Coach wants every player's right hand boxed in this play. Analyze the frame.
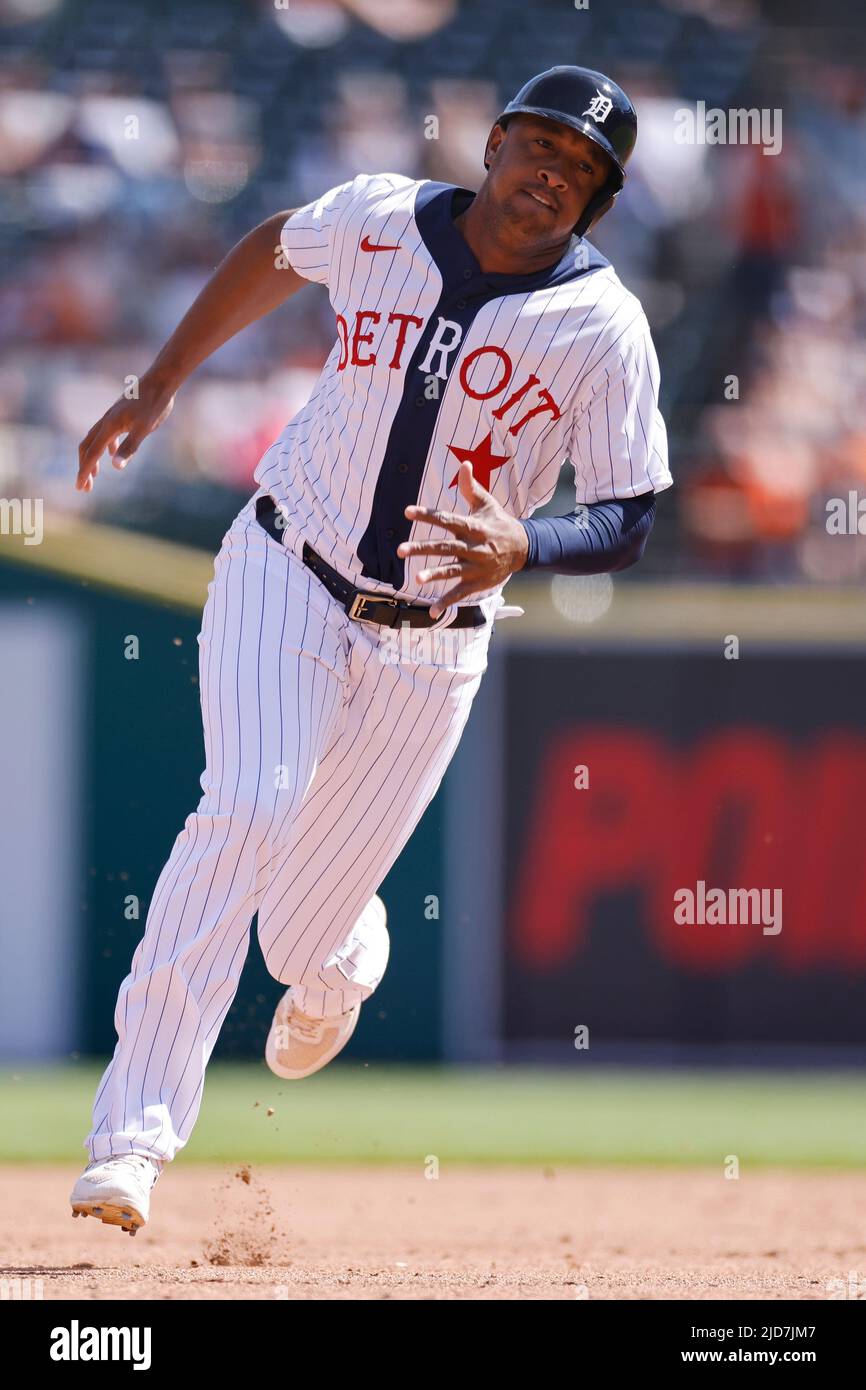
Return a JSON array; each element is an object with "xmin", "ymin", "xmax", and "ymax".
[{"xmin": 76, "ymin": 378, "xmax": 176, "ymax": 492}]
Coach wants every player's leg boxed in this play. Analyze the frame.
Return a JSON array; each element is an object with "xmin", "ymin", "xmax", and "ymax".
[
  {"xmin": 258, "ymin": 618, "xmax": 492, "ymax": 1071},
  {"xmin": 81, "ymin": 513, "xmax": 348, "ymax": 1173}
]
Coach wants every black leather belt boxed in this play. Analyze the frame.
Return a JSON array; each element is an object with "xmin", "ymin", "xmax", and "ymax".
[{"xmin": 254, "ymin": 495, "xmax": 486, "ymax": 630}]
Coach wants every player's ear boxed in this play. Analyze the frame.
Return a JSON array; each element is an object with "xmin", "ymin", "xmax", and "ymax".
[{"xmin": 483, "ymin": 122, "xmax": 506, "ymax": 172}]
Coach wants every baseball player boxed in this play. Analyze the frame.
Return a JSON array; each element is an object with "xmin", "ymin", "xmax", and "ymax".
[{"xmin": 70, "ymin": 66, "xmax": 671, "ymax": 1233}]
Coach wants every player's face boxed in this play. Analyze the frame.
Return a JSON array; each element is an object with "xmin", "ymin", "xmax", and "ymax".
[{"xmin": 487, "ymin": 114, "xmax": 612, "ymax": 241}]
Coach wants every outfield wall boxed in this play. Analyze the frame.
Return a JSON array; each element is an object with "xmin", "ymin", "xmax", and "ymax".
[
  {"xmin": 444, "ymin": 601, "xmax": 866, "ymax": 1064},
  {"xmin": 0, "ymin": 554, "xmax": 444, "ymax": 1063},
  {"xmin": 3, "ymin": 530, "xmax": 864, "ymax": 1066}
]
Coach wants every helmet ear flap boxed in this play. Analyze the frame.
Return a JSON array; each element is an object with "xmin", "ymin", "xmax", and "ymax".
[
  {"xmin": 576, "ymin": 192, "xmax": 615, "ymax": 237},
  {"xmin": 573, "ymin": 159, "xmax": 624, "ymax": 236}
]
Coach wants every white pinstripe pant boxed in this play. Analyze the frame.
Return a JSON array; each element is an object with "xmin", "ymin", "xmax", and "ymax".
[{"xmin": 86, "ymin": 500, "xmax": 493, "ymax": 1163}]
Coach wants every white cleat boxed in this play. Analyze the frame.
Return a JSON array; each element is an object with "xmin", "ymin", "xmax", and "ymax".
[
  {"xmin": 265, "ymin": 894, "xmax": 389, "ymax": 1081},
  {"xmin": 69, "ymin": 1155, "xmax": 162, "ymax": 1235},
  {"xmin": 265, "ymin": 990, "xmax": 361, "ymax": 1080}
]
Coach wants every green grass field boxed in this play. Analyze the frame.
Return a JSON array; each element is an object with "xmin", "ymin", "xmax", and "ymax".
[{"xmin": 2, "ymin": 1064, "xmax": 864, "ymax": 1167}]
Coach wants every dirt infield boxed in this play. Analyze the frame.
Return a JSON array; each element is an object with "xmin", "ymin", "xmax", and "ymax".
[{"xmin": 2, "ymin": 1165, "xmax": 864, "ymax": 1300}]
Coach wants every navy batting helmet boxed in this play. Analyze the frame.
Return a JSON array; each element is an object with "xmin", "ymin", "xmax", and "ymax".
[{"xmin": 484, "ymin": 65, "xmax": 638, "ymax": 237}]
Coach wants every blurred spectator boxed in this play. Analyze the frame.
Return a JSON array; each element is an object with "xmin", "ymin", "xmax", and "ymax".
[{"xmin": 0, "ymin": 0, "xmax": 863, "ymax": 580}]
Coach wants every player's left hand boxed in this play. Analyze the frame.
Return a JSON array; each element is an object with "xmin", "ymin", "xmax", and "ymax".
[{"xmin": 399, "ymin": 459, "xmax": 529, "ymax": 619}]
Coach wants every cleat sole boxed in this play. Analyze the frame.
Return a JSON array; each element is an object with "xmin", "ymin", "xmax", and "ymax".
[{"xmin": 71, "ymin": 1199, "xmax": 145, "ymax": 1233}]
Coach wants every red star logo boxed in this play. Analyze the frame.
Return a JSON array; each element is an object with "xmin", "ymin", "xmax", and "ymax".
[{"xmin": 447, "ymin": 431, "xmax": 510, "ymax": 489}]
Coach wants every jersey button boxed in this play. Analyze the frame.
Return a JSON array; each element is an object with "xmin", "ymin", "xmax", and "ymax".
[
  {"xmin": 385, "ymin": 528, "xmax": 395, "ymax": 539},
  {"xmin": 463, "ymin": 268, "xmax": 472, "ymax": 279},
  {"xmin": 415, "ymin": 396, "xmax": 424, "ymax": 406},
  {"xmin": 456, "ymin": 299, "xmax": 466, "ymax": 310},
  {"xmin": 397, "ymin": 463, "xmax": 408, "ymax": 474}
]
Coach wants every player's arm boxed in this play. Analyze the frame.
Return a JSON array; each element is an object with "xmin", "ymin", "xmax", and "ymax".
[
  {"xmin": 518, "ymin": 492, "xmax": 656, "ymax": 574},
  {"xmin": 400, "ymin": 465, "xmax": 655, "ymax": 618},
  {"xmin": 76, "ymin": 210, "xmax": 305, "ymax": 492}
]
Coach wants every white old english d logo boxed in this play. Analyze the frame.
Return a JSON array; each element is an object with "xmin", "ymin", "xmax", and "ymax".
[{"xmin": 583, "ymin": 91, "xmax": 613, "ymax": 124}]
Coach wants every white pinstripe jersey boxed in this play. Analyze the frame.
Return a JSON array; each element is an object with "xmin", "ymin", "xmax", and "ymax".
[{"xmin": 255, "ymin": 171, "xmax": 672, "ymax": 605}]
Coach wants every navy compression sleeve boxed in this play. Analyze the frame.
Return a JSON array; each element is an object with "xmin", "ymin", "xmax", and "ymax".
[{"xmin": 519, "ymin": 491, "xmax": 656, "ymax": 575}]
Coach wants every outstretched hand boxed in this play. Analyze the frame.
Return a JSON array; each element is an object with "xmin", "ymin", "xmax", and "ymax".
[
  {"xmin": 76, "ymin": 375, "xmax": 176, "ymax": 492},
  {"xmin": 398, "ymin": 460, "xmax": 528, "ymax": 619}
]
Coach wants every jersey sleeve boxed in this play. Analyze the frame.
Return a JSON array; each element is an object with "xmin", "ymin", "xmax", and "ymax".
[
  {"xmin": 279, "ymin": 172, "xmax": 406, "ymax": 289},
  {"xmin": 569, "ymin": 313, "xmax": 672, "ymax": 504}
]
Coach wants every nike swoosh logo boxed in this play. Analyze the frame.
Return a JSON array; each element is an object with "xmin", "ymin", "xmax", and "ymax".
[{"xmin": 360, "ymin": 235, "xmax": 401, "ymax": 253}]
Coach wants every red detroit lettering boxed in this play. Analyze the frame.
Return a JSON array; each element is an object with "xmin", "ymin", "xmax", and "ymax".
[
  {"xmin": 336, "ymin": 310, "xmax": 423, "ymax": 373},
  {"xmin": 458, "ymin": 346, "xmax": 561, "ymax": 435},
  {"xmin": 334, "ymin": 309, "xmax": 562, "ymax": 450}
]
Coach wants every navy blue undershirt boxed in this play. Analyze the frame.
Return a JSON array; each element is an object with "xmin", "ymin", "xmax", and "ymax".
[{"xmin": 520, "ymin": 491, "xmax": 656, "ymax": 574}]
